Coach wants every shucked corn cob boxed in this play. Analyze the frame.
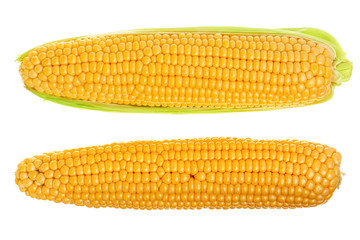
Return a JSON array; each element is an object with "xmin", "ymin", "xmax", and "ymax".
[
  {"xmin": 17, "ymin": 27, "xmax": 352, "ymax": 113},
  {"xmin": 15, "ymin": 138, "xmax": 342, "ymax": 209}
]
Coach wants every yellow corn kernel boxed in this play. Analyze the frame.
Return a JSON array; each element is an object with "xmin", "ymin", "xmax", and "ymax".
[{"xmin": 15, "ymin": 137, "xmax": 342, "ymax": 209}]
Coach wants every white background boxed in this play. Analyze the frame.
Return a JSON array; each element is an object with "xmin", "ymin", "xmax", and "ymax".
[{"xmin": 0, "ymin": 0, "xmax": 359, "ymax": 239}]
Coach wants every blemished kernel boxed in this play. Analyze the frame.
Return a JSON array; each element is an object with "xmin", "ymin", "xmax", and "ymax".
[
  {"xmin": 20, "ymin": 32, "xmax": 335, "ymax": 109},
  {"xmin": 15, "ymin": 138, "xmax": 341, "ymax": 210}
]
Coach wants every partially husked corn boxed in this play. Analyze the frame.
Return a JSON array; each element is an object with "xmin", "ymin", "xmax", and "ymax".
[
  {"xmin": 15, "ymin": 138, "xmax": 342, "ymax": 209},
  {"xmin": 18, "ymin": 27, "xmax": 352, "ymax": 112}
]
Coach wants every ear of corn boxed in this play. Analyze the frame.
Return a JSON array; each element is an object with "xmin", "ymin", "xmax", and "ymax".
[
  {"xmin": 15, "ymin": 137, "xmax": 342, "ymax": 209},
  {"xmin": 18, "ymin": 27, "xmax": 352, "ymax": 114}
]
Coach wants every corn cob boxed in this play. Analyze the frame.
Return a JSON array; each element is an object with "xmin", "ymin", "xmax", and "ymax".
[
  {"xmin": 15, "ymin": 137, "xmax": 342, "ymax": 209},
  {"xmin": 17, "ymin": 27, "xmax": 352, "ymax": 113}
]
